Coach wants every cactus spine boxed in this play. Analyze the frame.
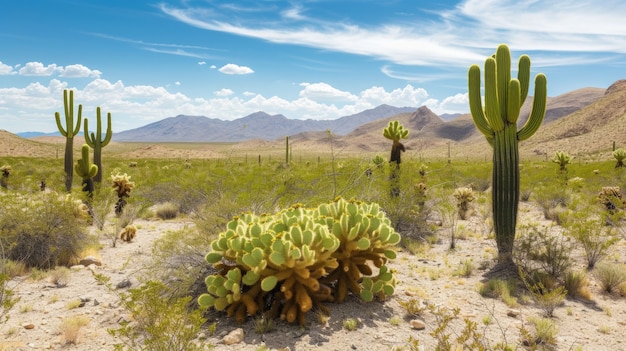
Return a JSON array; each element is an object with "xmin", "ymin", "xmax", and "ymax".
[
  {"xmin": 55, "ymin": 89, "xmax": 83, "ymax": 192},
  {"xmin": 74, "ymin": 144, "xmax": 98, "ymax": 197},
  {"xmin": 468, "ymin": 44, "xmax": 547, "ymax": 263},
  {"xmin": 84, "ymin": 107, "xmax": 112, "ymax": 183}
]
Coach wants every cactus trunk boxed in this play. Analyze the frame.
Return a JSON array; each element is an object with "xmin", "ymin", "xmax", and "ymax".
[
  {"xmin": 492, "ymin": 126, "xmax": 519, "ymax": 261},
  {"xmin": 55, "ymin": 90, "xmax": 82, "ymax": 192}
]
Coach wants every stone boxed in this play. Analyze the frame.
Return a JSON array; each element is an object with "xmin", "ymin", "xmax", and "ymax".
[
  {"xmin": 80, "ymin": 255, "xmax": 102, "ymax": 266},
  {"xmin": 507, "ymin": 309, "xmax": 520, "ymax": 318},
  {"xmin": 23, "ymin": 323, "xmax": 35, "ymax": 329},
  {"xmin": 223, "ymin": 328, "xmax": 245, "ymax": 345},
  {"xmin": 410, "ymin": 319, "xmax": 426, "ymax": 330}
]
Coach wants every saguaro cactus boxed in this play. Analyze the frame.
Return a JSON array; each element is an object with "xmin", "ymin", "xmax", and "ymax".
[
  {"xmin": 55, "ymin": 89, "xmax": 82, "ymax": 192},
  {"xmin": 84, "ymin": 107, "xmax": 112, "ymax": 182},
  {"xmin": 74, "ymin": 144, "xmax": 98, "ymax": 198},
  {"xmin": 383, "ymin": 121, "xmax": 409, "ymax": 197},
  {"xmin": 468, "ymin": 44, "xmax": 547, "ymax": 263}
]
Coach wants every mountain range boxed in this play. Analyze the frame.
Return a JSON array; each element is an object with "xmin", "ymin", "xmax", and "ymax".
[{"xmin": 110, "ymin": 105, "xmax": 417, "ymax": 142}]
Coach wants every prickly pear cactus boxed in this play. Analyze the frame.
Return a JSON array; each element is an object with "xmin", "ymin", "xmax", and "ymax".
[{"xmin": 199, "ymin": 198, "xmax": 401, "ymax": 325}]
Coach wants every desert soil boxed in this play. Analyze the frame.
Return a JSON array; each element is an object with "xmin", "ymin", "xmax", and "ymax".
[{"xmin": 2, "ymin": 203, "xmax": 626, "ymax": 351}]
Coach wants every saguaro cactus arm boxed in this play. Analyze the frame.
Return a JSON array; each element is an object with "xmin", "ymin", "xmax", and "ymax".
[{"xmin": 84, "ymin": 107, "xmax": 113, "ymax": 182}]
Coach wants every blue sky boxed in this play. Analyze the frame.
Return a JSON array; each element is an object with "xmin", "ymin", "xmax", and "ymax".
[{"xmin": 1, "ymin": 0, "xmax": 625, "ymax": 133}]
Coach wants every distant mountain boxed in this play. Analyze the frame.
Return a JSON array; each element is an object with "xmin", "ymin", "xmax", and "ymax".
[
  {"xmin": 112, "ymin": 105, "xmax": 416, "ymax": 142},
  {"xmin": 17, "ymin": 131, "xmax": 83, "ymax": 138}
]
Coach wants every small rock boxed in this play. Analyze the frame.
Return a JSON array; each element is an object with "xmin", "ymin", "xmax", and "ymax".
[
  {"xmin": 410, "ymin": 319, "xmax": 426, "ymax": 330},
  {"xmin": 23, "ymin": 323, "xmax": 35, "ymax": 330},
  {"xmin": 507, "ymin": 309, "xmax": 520, "ymax": 318},
  {"xmin": 116, "ymin": 279, "xmax": 132, "ymax": 289},
  {"xmin": 80, "ymin": 255, "xmax": 102, "ymax": 266},
  {"xmin": 94, "ymin": 299, "xmax": 100, "ymax": 306},
  {"xmin": 70, "ymin": 264, "xmax": 86, "ymax": 270},
  {"xmin": 222, "ymin": 328, "xmax": 245, "ymax": 345}
]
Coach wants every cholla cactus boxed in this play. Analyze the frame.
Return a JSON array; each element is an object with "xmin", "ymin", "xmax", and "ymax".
[
  {"xmin": 453, "ymin": 186, "xmax": 475, "ymax": 220},
  {"xmin": 415, "ymin": 182, "xmax": 427, "ymax": 206},
  {"xmin": 111, "ymin": 173, "xmax": 135, "ymax": 215},
  {"xmin": 613, "ymin": 148, "xmax": 626, "ymax": 168},
  {"xmin": 199, "ymin": 197, "xmax": 401, "ymax": 325},
  {"xmin": 74, "ymin": 144, "xmax": 98, "ymax": 197},
  {"xmin": 418, "ymin": 163, "xmax": 428, "ymax": 177},
  {"xmin": 383, "ymin": 121, "xmax": 409, "ymax": 197},
  {"xmin": 598, "ymin": 186, "xmax": 626, "ymax": 212},
  {"xmin": 0, "ymin": 164, "xmax": 11, "ymax": 189},
  {"xmin": 372, "ymin": 154, "xmax": 385, "ymax": 168},
  {"xmin": 552, "ymin": 151, "xmax": 571, "ymax": 171}
]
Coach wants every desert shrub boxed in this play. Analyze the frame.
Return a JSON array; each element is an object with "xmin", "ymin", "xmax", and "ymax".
[
  {"xmin": 519, "ymin": 268, "xmax": 566, "ymax": 318},
  {"xmin": 563, "ymin": 270, "xmax": 591, "ymax": 300},
  {"xmin": 598, "ymin": 186, "xmax": 626, "ymax": 213},
  {"xmin": 478, "ymin": 278, "xmax": 519, "ymax": 307},
  {"xmin": 0, "ymin": 192, "xmax": 95, "ymax": 269},
  {"xmin": 594, "ymin": 262, "xmax": 626, "ymax": 293},
  {"xmin": 514, "ymin": 224, "xmax": 573, "ymax": 280},
  {"xmin": 533, "ymin": 186, "xmax": 570, "ymax": 223},
  {"xmin": 136, "ymin": 181, "xmax": 206, "ymax": 215},
  {"xmin": 154, "ymin": 202, "xmax": 179, "ymax": 220},
  {"xmin": 59, "ymin": 315, "xmax": 90, "ymax": 344},
  {"xmin": 109, "ymin": 280, "xmax": 207, "ymax": 351},
  {"xmin": 1, "ymin": 250, "xmax": 20, "ymax": 324},
  {"xmin": 520, "ymin": 316, "xmax": 558, "ymax": 349},
  {"xmin": 563, "ymin": 211, "xmax": 620, "ymax": 269}
]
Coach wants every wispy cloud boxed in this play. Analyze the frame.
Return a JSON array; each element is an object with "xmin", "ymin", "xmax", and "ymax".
[{"xmin": 159, "ymin": 1, "xmax": 626, "ymax": 68}]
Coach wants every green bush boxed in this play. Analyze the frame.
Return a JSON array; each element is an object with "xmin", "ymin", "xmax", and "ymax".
[
  {"xmin": 154, "ymin": 202, "xmax": 179, "ymax": 220},
  {"xmin": 514, "ymin": 224, "xmax": 573, "ymax": 280},
  {"xmin": 0, "ymin": 192, "xmax": 95, "ymax": 269},
  {"xmin": 563, "ymin": 211, "xmax": 620, "ymax": 269}
]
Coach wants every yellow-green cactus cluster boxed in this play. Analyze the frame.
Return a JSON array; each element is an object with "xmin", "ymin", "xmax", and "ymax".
[
  {"xmin": 613, "ymin": 148, "xmax": 626, "ymax": 168},
  {"xmin": 199, "ymin": 197, "xmax": 401, "ymax": 325},
  {"xmin": 453, "ymin": 186, "xmax": 475, "ymax": 220}
]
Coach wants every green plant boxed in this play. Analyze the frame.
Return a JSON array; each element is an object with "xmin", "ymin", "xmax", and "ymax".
[
  {"xmin": 453, "ymin": 186, "xmax": 475, "ymax": 220},
  {"xmin": 594, "ymin": 262, "xmax": 626, "ymax": 293},
  {"xmin": 112, "ymin": 173, "xmax": 135, "ymax": 216},
  {"xmin": 372, "ymin": 154, "xmax": 385, "ymax": 168},
  {"xmin": 108, "ymin": 280, "xmax": 206, "ymax": 351},
  {"xmin": 522, "ymin": 316, "xmax": 558, "ymax": 348},
  {"xmin": 552, "ymin": 151, "xmax": 571, "ymax": 171},
  {"xmin": 84, "ymin": 106, "xmax": 112, "ymax": 183},
  {"xmin": 199, "ymin": 198, "xmax": 401, "ymax": 325},
  {"xmin": 468, "ymin": 44, "xmax": 547, "ymax": 263},
  {"xmin": 0, "ymin": 164, "xmax": 11, "ymax": 189},
  {"xmin": 0, "ymin": 192, "xmax": 94, "ymax": 269},
  {"xmin": 398, "ymin": 298, "xmax": 426, "ymax": 317},
  {"xmin": 74, "ymin": 144, "xmax": 98, "ymax": 198},
  {"xmin": 342, "ymin": 317, "xmax": 358, "ymax": 331},
  {"xmin": 520, "ymin": 268, "xmax": 566, "ymax": 318},
  {"xmin": 383, "ymin": 120, "xmax": 409, "ymax": 197},
  {"xmin": 55, "ymin": 89, "xmax": 83, "ymax": 192},
  {"xmin": 1, "ymin": 266, "xmax": 19, "ymax": 323},
  {"xmin": 613, "ymin": 148, "xmax": 626, "ymax": 168},
  {"xmin": 514, "ymin": 224, "xmax": 573, "ymax": 280},
  {"xmin": 564, "ymin": 212, "xmax": 620, "ymax": 269}
]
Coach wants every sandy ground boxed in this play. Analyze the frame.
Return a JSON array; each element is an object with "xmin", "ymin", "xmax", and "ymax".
[{"xmin": 2, "ymin": 203, "xmax": 626, "ymax": 351}]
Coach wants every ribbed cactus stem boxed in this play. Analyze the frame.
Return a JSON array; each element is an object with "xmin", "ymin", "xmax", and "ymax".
[
  {"xmin": 468, "ymin": 44, "xmax": 547, "ymax": 263},
  {"xmin": 74, "ymin": 144, "xmax": 98, "ymax": 197},
  {"xmin": 84, "ymin": 107, "xmax": 112, "ymax": 182},
  {"xmin": 55, "ymin": 89, "xmax": 83, "ymax": 192}
]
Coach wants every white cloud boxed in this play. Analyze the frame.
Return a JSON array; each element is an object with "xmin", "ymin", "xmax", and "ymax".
[
  {"xmin": 0, "ymin": 61, "xmax": 15, "ymax": 75},
  {"xmin": 175, "ymin": 81, "xmax": 181, "ymax": 86},
  {"xmin": 0, "ymin": 77, "xmax": 468, "ymax": 132},
  {"xmin": 61, "ymin": 64, "xmax": 102, "ymax": 78},
  {"xmin": 198, "ymin": 61, "xmax": 206, "ymax": 65},
  {"xmin": 210, "ymin": 65, "xmax": 217, "ymax": 69},
  {"xmin": 218, "ymin": 63, "xmax": 254, "ymax": 75},
  {"xmin": 214, "ymin": 88, "xmax": 234, "ymax": 97},
  {"xmin": 19, "ymin": 62, "xmax": 61, "ymax": 76},
  {"xmin": 299, "ymin": 82, "xmax": 358, "ymax": 102}
]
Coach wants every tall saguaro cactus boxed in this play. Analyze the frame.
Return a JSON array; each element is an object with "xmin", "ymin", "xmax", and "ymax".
[
  {"xmin": 468, "ymin": 44, "xmax": 547, "ymax": 263},
  {"xmin": 84, "ymin": 107, "xmax": 112, "ymax": 182},
  {"xmin": 55, "ymin": 89, "xmax": 82, "ymax": 192}
]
